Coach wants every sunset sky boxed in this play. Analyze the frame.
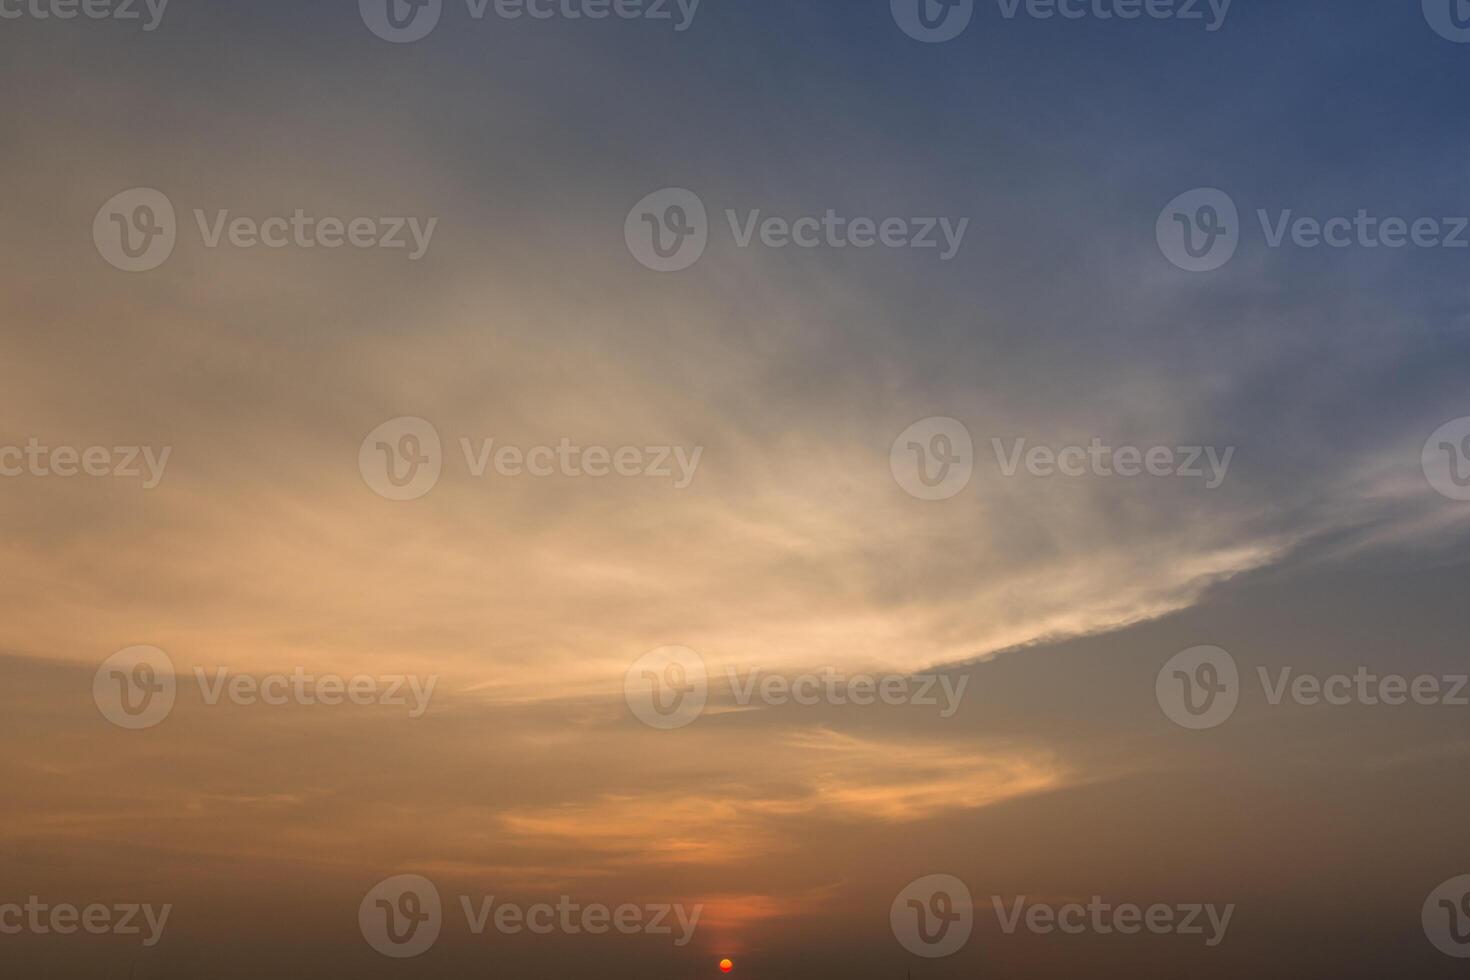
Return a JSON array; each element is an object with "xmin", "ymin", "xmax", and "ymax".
[{"xmin": 3, "ymin": 1, "xmax": 1470, "ymax": 977}]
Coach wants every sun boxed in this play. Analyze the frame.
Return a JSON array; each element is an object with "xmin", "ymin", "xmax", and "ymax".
[{"xmin": 719, "ymin": 958, "xmax": 734, "ymax": 973}]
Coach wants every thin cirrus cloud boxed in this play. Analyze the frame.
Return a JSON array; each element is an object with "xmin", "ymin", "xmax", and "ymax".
[
  {"xmin": 5, "ymin": 5, "xmax": 1470, "ymax": 976},
  {"xmin": 5, "ymin": 9, "xmax": 1467, "ymax": 700}
]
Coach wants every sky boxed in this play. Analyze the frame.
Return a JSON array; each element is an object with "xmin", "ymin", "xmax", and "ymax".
[{"xmin": 3, "ymin": 0, "xmax": 1470, "ymax": 977}]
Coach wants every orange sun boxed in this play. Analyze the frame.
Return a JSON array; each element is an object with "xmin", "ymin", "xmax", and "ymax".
[{"xmin": 719, "ymin": 958, "xmax": 734, "ymax": 973}]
